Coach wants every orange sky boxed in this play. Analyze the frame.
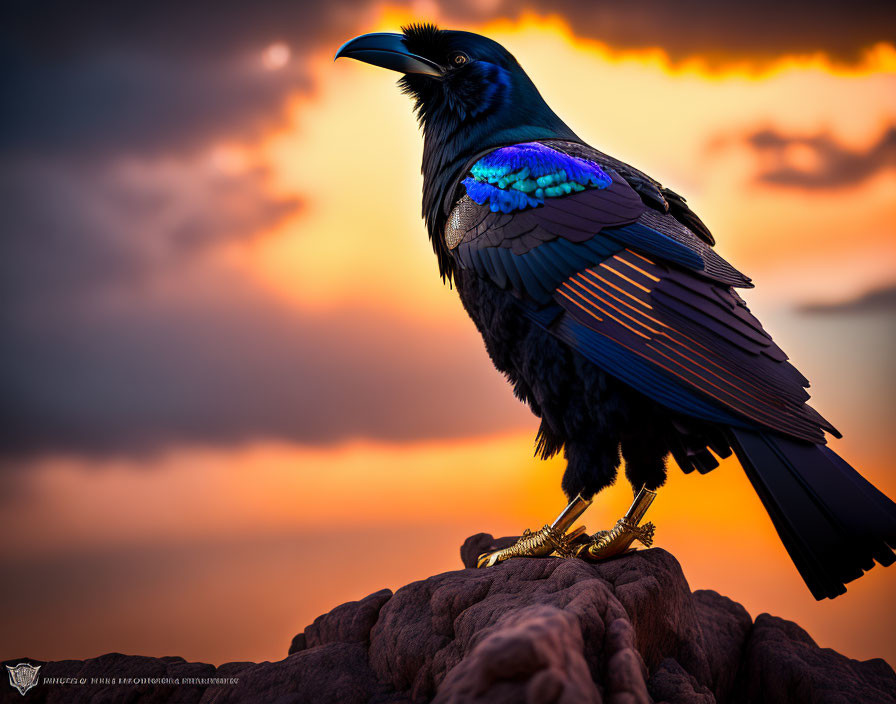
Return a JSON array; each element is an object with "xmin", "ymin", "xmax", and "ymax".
[{"xmin": 2, "ymin": 10, "xmax": 895, "ymax": 670}]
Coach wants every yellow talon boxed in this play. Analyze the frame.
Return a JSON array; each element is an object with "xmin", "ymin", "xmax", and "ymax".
[
  {"xmin": 476, "ymin": 494, "xmax": 592, "ymax": 568},
  {"xmin": 578, "ymin": 486, "xmax": 657, "ymax": 561}
]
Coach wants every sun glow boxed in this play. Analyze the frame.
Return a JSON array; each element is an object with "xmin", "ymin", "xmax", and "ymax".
[{"xmin": 262, "ymin": 42, "xmax": 291, "ymax": 71}]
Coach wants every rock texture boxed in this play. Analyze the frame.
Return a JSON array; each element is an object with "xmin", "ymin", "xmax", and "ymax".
[{"xmin": 4, "ymin": 535, "xmax": 895, "ymax": 703}]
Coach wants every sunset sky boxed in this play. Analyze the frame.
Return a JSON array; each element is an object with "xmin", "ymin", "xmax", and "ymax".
[{"xmin": 2, "ymin": 0, "xmax": 895, "ymax": 669}]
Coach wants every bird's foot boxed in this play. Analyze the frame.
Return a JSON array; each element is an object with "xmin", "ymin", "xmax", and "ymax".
[
  {"xmin": 476, "ymin": 493, "xmax": 593, "ymax": 568},
  {"xmin": 476, "ymin": 523, "xmax": 589, "ymax": 568},
  {"xmin": 577, "ymin": 486, "xmax": 657, "ymax": 561},
  {"xmin": 577, "ymin": 518, "xmax": 655, "ymax": 560}
]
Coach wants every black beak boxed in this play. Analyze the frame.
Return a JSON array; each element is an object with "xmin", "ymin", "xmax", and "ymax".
[{"xmin": 335, "ymin": 32, "xmax": 443, "ymax": 77}]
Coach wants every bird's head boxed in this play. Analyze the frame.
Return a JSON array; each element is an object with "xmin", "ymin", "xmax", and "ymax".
[
  {"xmin": 336, "ymin": 24, "xmax": 577, "ymax": 167},
  {"xmin": 336, "ymin": 24, "xmax": 579, "ymax": 279}
]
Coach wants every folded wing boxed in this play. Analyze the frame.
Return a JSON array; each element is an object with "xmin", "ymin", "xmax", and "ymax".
[{"xmin": 447, "ymin": 140, "xmax": 836, "ymax": 444}]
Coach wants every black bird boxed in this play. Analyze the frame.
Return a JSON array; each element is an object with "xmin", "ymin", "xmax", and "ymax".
[{"xmin": 335, "ymin": 25, "xmax": 896, "ymax": 599}]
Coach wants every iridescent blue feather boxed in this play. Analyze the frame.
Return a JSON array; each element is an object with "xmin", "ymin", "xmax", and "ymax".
[{"xmin": 463, "ymin": 142, "xmax": 612, "ymax": 213}]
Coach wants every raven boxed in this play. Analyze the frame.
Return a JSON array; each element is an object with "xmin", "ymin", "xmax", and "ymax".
[{"xmin": 336, "ymin": 24, "xmax": 896, "ymax": 599}]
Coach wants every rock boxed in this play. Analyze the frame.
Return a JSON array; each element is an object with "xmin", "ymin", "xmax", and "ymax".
[
  {"xmin": 3, "ymin": 537, "xmax": 894, "ymax": 704},
  {"xmin": 690, "ymin": 590, "xmax": 752, "ymax": 702},
  {"xmin": 736, "ymin": 613, "xmax": 896, "ymax": 704},
  {"xmin": 432, "ymin": 605, "xmax": 601, "ymax": 704},
  {"xmin": 289, "ymin": 588, "xmax": 393, "ymax": 655}
]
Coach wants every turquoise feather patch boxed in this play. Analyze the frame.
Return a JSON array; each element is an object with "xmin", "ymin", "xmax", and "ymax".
[{"xmin": 463, "ymin": 142, "xmax": 612, "ymax": 213}]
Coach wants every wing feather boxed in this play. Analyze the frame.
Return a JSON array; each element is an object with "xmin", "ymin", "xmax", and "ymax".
[{"xmin": 446, "ymin": 141, "xmax": 837, "ymax": 443}]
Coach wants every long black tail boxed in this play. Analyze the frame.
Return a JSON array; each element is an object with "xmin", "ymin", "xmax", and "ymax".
[{"xmin": 728, "ymin": 427, "xmax": 896, "ymax": 599}]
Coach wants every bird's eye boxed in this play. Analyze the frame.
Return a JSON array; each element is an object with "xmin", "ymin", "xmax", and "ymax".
[{"xmin": 451, "ymin": 52, "xmax": 469, "ymax": 66}]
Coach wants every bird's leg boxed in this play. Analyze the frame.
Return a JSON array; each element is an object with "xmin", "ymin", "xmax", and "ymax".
[
  {"xmin": 476, "ymin": 494, "xmax": 593, "ymax": 568},
  {"xmin": 576, "ymin": 486, "xmax": 657, "ymax": 561}
]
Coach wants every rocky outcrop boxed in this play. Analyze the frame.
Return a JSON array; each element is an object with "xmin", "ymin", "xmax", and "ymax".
[{"xmin": 4, "ymin": 535, "xmax": 894, "ymax": 703}]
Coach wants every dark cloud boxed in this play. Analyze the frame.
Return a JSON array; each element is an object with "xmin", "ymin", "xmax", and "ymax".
[
  {"xmin": 0, "ymin": 279, "xmax": 529, "ymax": 458},
  {"xmin": 0, "ymin": 1, "xmax": 341, "ymax": 157},
  {"xmin": 1, "ymin": 52, "xmax": 309, "ymax": 158},
  {"xmin": 746, "ymin": 127, "xmax": 896, "ymax": 189},
  {"xmin": 798, "ymin": 284, "xmax": 896, "ymax": 314},
  {"xmin": 0, "ymin": 157, "xmax": 300, "ymax": 317},
  {"xmin": 506, "ymin": 1, "xmax": 895, "ymax": 64}
]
